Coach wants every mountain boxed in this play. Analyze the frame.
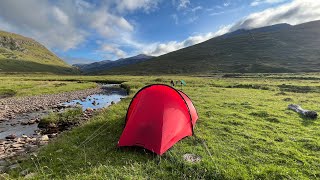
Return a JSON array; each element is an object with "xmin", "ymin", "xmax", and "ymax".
[
  {"xmin": 105, "ymin": 20, "xmax": 320, "ymax": 75},
  {"xmin": 73, "ymin": 54, "xmax": 154, "ymax": 74},
  {"xmin": 0, "ymin": 30, "xmax": 77, "ymax": 74}
]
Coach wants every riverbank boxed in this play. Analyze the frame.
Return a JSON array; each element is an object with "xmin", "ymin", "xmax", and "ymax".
[{"xmin": 0, "ymin": 86, "xmax": 104, "ymax": 121}]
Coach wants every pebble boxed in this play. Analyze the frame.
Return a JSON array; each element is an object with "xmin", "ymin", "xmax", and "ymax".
[
  {"xmin": 5, "ymin": 134, "xmax": 16, "ymax": 140},
  {"xmin": 40, "ymin": 135, "xmax": 49, "ymax": 141}
]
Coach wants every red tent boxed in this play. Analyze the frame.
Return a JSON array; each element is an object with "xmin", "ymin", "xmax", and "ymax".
[{"xmin": 118, "ymin": 84, "xmax": 198, "ymax": 155}]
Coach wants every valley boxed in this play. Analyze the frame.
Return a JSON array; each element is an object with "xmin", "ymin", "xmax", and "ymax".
[{"xmin": 0, "ymin": 74, "xmax": 319, "ymax": 179}]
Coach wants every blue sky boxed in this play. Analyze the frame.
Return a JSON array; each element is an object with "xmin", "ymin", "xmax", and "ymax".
[{"xmin": 0, "ymin": 0, "xmax": 320, "ymax": 64}]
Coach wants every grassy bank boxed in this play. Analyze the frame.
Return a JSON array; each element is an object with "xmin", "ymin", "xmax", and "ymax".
[
  {"xmin": 0, "ymin": 77, "xmax": 97, "ymax": 97},
  {"xmin": 2, "ymin": 74, "xmax": 320, "ymax": 179}
]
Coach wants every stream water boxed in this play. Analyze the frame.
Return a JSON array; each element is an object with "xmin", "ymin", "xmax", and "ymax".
[{"xmin": 0, "ymin": 84, "xmax": 127, "ymax": 139}]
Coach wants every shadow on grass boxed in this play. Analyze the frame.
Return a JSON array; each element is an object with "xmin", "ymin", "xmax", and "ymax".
[
  {"xmin": 300, "ymin": 114, "xmax": 318, "ymax": 126},
  {"xmin": 0, "ymin": 59, "xmax": 78, "ymax": 74},
  {"xmin": 11, "ymin": 105, "xmax": 160, "ymax": 178}
]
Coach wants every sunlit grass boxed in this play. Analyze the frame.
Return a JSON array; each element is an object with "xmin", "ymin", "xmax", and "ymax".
[{"xmin": 2, "ymin": 73, "xmax": 320, "ymax": 179}]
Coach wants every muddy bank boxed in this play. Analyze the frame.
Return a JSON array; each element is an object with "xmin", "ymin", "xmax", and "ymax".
[{"xmin": 0, "ymin": 85, "xmax": 104, "ymax": 121}]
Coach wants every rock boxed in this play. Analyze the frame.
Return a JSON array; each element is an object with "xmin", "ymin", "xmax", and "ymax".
[
  {"xmin": 28, "ymin": 119, "xmax": 36, "ymax": 124},
  {"xmin": 183, "ymin": 153, "xmax": 202, "ymax": 163},
  {"xmin": 0, "ymin": 140, "xmax": 6, "ymax": 145},
  {"xmin": 86, "ymin": 108, "xmax": 94, "ymax": 112},
  {"xmin": 24, "ymin": 144, "xmax": 37, "ymax": 152},
  {"xmin": 8, "ymin": 163, "xmax": 19, "ymax": 170},
  {"xmin": 21, "ymin": 134, "xmax": 28, "ymax": 138},
  {"xmin": 5, "ymin": 134, "xmax": 16, "ymax": 140},
  {"xmin": 111, "ymin": 101, "xmax": 115, "ymax": 105},
  {"xmin": 0, "ymin": 160, "xmax": 8, "ymax": 166},
  {"xmin": 48, "ymin": 134, "xmax": 57, "ymax": 138},
  {"xmin": 35, "ymin": 118, "xmax": 40, "ymax": 123},
  {"xmin": 20, "ymin": 122, "xmax": 29, "ymax": 125},
  {"xmin": 11, "ymin": 143, "xmax": 23, "ymax": 148},
  {"xmin": 40, "ymin": 135, "xmax": 49, "ymax": 141}
]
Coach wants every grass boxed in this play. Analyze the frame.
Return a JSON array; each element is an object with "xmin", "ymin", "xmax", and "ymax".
[
  {"xmin": 1, "ymin": 73, "xmax": 320, "ymax": 179},
  {"xmin": 0, "ymin": 30, "xmax": 77, "ymax": 74},
  {"xmin": 0, "ymin": 78, "xmax": 96, "ymax": 97},
  {"xmin": 38, "ymin": 107, "xmax": 83, "ymax": 128}
]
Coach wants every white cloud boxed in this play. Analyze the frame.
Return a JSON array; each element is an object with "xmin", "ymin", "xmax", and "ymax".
[
  {"xmin": 52, "ymin": 6, "xmax": 69, "ymax": 25},
  {"xmin": 232, "ymin": 0, "xmax": 320, "ymax": 31},
  {"xmin": 115, "ymin": 0, "xmax": 160, "ymax": 12},
  {"xmin": 100, "ymin": 44, "xmax": 127, "ymax": 58},
  {"xmin": 144, "ymin": 28, "xmax": 229, "ymax": 56},
  {"xmin": 251, "ymin": 0, "xmax": 287, "ymax": 7},
  {"xmin": 90, "ymin": 9, "xmax": 133, "ymax": 38},
  {"xmin": 0, "ymin": 0, "xmax": 137, "ymax": 57},
  {"xmin": 177, "ymin": 0, "xmax": 190, "ymax": 10},
  {"xmin": 144, "ymin": 0, "xmax": 320, "ymax": 56},
  {"xmin": 191, "ymin": 6, "xmax": 202, "ymax": 12},
  {"xmin": 224, "ymin": 2, "xmax": 230, "ymax": 7}
]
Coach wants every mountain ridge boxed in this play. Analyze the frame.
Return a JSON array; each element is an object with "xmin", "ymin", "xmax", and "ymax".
[
  {"xmin": 103, "ymin": 20, "xmax": 320, "ymax": 75},
  {"xmin": 73, "ymin": 54, "xmax": 154, "ymax": 74}
]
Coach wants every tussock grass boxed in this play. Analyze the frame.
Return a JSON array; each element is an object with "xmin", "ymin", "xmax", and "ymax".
[
  {"xmin": 39, "ymin": 107, "xmax": 83, "ymax": 127},
  {"xmin": 2, "ymin": 73, "xmax": 320, "ymax": 179}
]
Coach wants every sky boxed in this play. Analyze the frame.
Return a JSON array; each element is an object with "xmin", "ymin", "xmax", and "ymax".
[{"xmin": 0, "ymin": 0, "xmax": 320, "ymax": 64}]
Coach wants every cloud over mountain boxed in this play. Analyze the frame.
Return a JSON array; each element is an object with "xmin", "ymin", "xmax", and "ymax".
[{"xmin": 145, "ymin": 0, "xmax": 320, "ymax": 56}]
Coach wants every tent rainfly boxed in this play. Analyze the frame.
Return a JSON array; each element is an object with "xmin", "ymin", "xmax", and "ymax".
[{"xmin": 118, "ymin": 84, "xmax": 198, "ymax": 155}]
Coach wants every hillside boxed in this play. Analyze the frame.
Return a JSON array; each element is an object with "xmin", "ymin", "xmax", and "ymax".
[
  {"xmin": 73, "ymin": 54, "xmax": 154, "ymax": 74},
  {"xmin": 0, "ymin": 30, "xmax": 77, "ymax": 74},
  {"xmin": 105, "ymin": 20, "xmax": 320, "ymax": 75}
]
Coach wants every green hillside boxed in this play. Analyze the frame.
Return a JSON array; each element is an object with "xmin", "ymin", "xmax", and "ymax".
[
  {"xmin": 105, "ymin": 20, "xmax": 320, "ymax": 75},
  {"xmin": 0, "ymin": 30, "xmax": 77, "ymax": 74}
]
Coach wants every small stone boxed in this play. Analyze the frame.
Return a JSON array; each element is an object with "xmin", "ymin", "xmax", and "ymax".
[
  {"xmin": 40, "ymin": 135, "xmax": 49, "ymax": 141},
  {"xmin": 28, "ymin": 119, "xmax": 36, "ymax": 124},
  {"xmin": 48, "ymin": 134, "xmax": 57, "ymax": 138},
  {"xmin": 11, "ymin": 143, "xmax": 23, "ymax": 148},
  {"xmin": 86, "ymin": 108, "xmax": 93, "ymax": 112},
  {"xmin": 5, "ymin": 134, "xmax": 16, "ymax": 140},
  {"xmin": 22, "ymin": 134, "xmax": 28, "ymax": 138},
  {"xmin": 20, "ymin": 122, "xmax": 28, "ymax": 126},
  {"xmin": 0, "ymin": 140, "xmax": 6, "ymax": 145},
  {"xmin": 8, "ymin": 163, "xmax": 19, "ymax": 170},
  {"xmin": 24, "ymin": 144, "xmax": 37, "ymax": 152},
  {"xmin": 0, "ymin": 160, "xmax": 8, "ymax": 166},
  {"xmin": 183, "ymin": 153, "xmax": 202, "ymax": 163}
]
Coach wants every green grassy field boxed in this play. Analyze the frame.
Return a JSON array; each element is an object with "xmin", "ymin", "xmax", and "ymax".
[
  {"xmin": 0, "ymin": 76, "xmax": 96, "ymax": 98},
  {"xmin": 2, "ymin": 74, "xmax": 320, "ymax": 179}
]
